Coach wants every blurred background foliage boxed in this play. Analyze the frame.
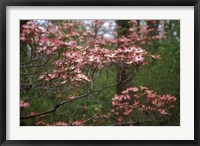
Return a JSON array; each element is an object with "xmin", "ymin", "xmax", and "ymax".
[{"xmin": 20, "ymin": 20, "xmax": 180, "ymax": 126}]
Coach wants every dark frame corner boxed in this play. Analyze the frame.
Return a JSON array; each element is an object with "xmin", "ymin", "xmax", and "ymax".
[{"xmin": 0, "ymin": 0, "xmax": 199, "ymax": 146}]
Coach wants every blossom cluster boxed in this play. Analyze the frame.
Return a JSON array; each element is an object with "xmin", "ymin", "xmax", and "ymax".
[
  {"xmin": 120, "ymin": 20, "xmax": 167, "ymax": 46},
  {"xmin": 111, "ymin": 86, "xmax": 176, "ymax": 123},
  {"xmin": 20, "ymin": 100, "xmax": 30, "ymax": 108},
  {"xmin": 36, "ymin": 120, "xmax": 84, "ymax": 126},
  {"xmin": 37, "ymin": 46, "xmax": 148, "ymax": 85},
  {"xmin": 21, "ymin": 21, "xmax": 158, "ymax": 86}
]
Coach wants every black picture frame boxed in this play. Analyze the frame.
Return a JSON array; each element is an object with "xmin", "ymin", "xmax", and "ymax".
[{"xmin": 0, "ymin": 0, "xmax": 199, "ymax": 145}]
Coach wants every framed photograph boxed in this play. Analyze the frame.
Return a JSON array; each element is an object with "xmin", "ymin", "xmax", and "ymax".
[{"xmin": 0, "ymin": 0, "xmax": 199, "ymax": 145}]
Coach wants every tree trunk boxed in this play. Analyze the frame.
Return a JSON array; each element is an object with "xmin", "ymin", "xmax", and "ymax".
[{"xmin": 116, "ymin": 20, "xmax": 133, "ymax": 94}]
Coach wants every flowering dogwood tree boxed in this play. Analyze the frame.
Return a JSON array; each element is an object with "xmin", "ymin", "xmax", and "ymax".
[{"xmin": 20, "ymin": 20, "xmax": 177, "ymax": 126}]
